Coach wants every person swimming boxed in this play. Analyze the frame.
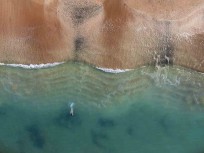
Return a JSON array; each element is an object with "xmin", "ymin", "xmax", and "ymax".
[{"xmin": 69, "ymin": 102, "xmax": 75, "ymax": 116}]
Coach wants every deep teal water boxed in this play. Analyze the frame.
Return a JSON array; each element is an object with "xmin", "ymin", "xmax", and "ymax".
[{"xmin": 0, "ymin": 62, "xmax": 204, "ymax": 153}]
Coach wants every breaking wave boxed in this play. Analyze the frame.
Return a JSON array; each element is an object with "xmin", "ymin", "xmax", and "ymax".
[
  {"xmin": 0, "ymin": 62, "xmax": 64, "ymax": 69},
  {"xmin": 96, "ymin": 67, "xmax": 133, "ymax": 73}
]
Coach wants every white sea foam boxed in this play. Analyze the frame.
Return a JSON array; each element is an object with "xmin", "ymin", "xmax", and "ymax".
[
  {"xmin": 96, "ymin": 67, "xmax": 133, "ymax": 73},
  {"xmin": 0, "ymin": 62, "xmax": 64, "ymax": 69}
]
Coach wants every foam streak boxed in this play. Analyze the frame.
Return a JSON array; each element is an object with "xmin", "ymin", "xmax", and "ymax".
[
  {"xmin": 0, "ymin": 62, "xmax": 64, "ymax": 69},
  {"xmin": 96, "ymin": 67, "xmax": 133, "ymax": 73}
]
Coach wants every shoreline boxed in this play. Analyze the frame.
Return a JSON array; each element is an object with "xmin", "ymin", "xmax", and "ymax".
[
  {"xmin": 0, "ymin": 62, "xmax": 133, "ymax": 73},
  {"xmin": 0, "ymin": 62, "xmax": 65, "ymax": 69},
  {"xmin": 96, "ymin": 67, "xmax": 133, "ymax": 73},
  {"xmin": 0, "ymin": 61, "xmax": 203, "ymax": 76}
]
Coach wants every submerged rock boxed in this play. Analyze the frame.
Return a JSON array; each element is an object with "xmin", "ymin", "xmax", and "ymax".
[
  {"xmin": 25, "ymin": 124, "xmax": 45, "ymax": 149},
  {"xmin": 126, "ymin": 127, "xmax": 134, "ymax": 136},
  {"xmin": 97, "ymin": 117, "xmax": 116, "ymax": 128},
  {"xmin": 90, "ymin": 129, "xmax": 109, "ymax": 149}
]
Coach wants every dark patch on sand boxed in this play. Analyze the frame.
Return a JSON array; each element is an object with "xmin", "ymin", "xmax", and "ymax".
[
  {"xmin": 75, "ymin": 37, "xmax": 85, "ymax": 51},
  {"xmin": 72, "ymin": 5, "xmax": 101, "ymax": 24},
  {"xmin": 97, "ymin": 118, "xmax": 116, "ymax": 128},
  {"xmin": 90, "ymin": 129, "xmax": 109, "ymax": 149},
  {"xmin": 25, "ymin": 124, "xmax": 45, "ymax": 149},
  {"xmin": 55, "ymin": 110, "xmax": 82, "ymax": 129}
]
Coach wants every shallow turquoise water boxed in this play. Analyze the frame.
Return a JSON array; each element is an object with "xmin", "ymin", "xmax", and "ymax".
[{"xmin": 0, "ymin": 62, "xmax": 204, "ymax": 153}]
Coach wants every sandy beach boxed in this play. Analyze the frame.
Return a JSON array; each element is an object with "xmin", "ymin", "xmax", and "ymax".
[{"xmin": 0, "ymin": 0, "xmax": 203, "ymax": 72}]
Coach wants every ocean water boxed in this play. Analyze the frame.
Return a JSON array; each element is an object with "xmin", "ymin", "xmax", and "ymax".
[{"xmin": 0, "ymin": 62, "xmax": 204, "ymax": 153}]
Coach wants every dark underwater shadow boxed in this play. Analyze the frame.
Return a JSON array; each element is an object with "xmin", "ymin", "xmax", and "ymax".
[{"xmin": 25, "ymin": 124, "xmax": 45, "ymax": 150}]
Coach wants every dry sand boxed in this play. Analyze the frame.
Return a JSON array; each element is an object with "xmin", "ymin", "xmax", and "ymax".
[{"xmin": 0, "ymin": 0, "xmax": 204, "ymax": 72}]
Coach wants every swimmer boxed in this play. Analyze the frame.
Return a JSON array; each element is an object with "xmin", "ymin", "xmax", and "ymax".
[{"xmin": 69, "ymin": 102, "xmax": 75, "ymax": 116}]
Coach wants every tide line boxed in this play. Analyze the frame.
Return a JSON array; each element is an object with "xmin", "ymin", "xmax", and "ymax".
[
  {"xmin": 0, "ymin": 62, "xmax": 64, "ymax": 69},
  {"xmin": 96, "ymin": 67, "xmax": 133, "ymax": 73}
]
